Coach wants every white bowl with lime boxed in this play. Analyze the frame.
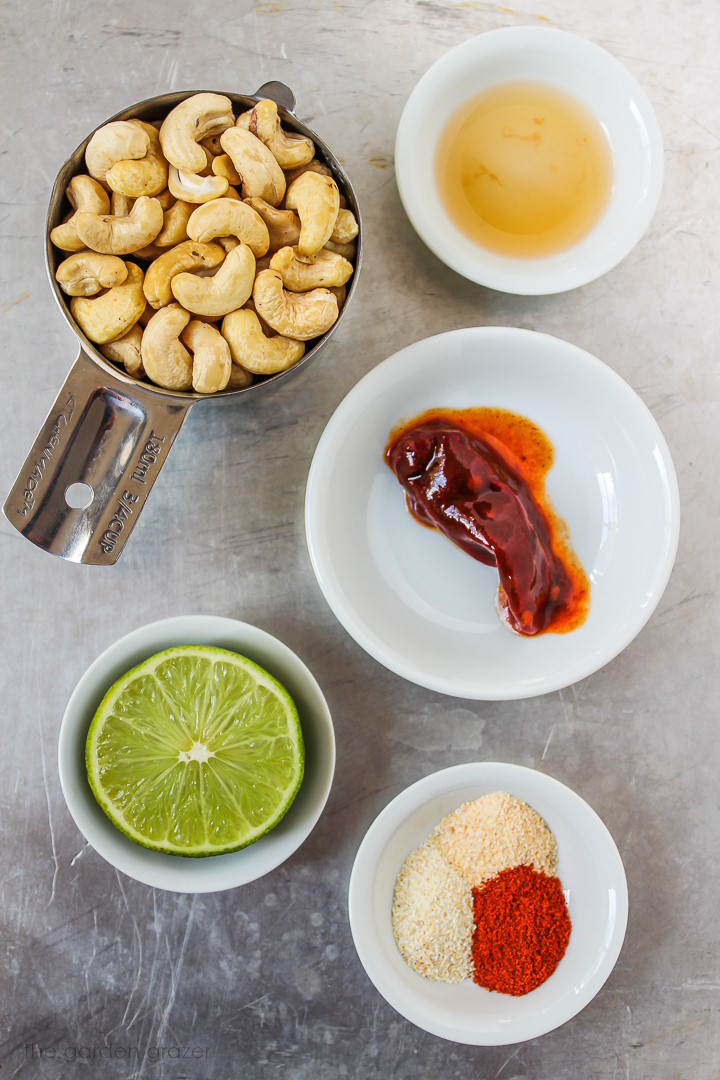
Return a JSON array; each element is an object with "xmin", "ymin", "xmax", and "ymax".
[{"xmin": 58, "ymin": 616, "xmax": 335, "ymax": 892}]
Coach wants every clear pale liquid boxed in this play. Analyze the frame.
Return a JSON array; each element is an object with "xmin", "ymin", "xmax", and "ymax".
[{"xmin": 436, "ymin": 82, "xmax": 613, "ymax": 257}]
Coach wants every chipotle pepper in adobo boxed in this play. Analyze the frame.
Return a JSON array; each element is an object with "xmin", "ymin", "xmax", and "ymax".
[{"xmin": 385, "ymin": 408, "xmax": 589, "ymax": 636}]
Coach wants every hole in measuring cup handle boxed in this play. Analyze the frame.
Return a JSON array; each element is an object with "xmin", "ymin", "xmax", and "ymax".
[{"xmin": 65, "ymin": 482, "xmax": 94, "ymax": 509}]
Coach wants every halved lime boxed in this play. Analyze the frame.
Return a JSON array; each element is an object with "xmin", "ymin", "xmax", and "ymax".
[{"xmin": 85, "ymin": 645, "xmax": 304, "ymax": 857}]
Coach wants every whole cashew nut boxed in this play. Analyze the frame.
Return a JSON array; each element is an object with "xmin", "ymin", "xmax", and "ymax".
[
  {"xmin": 244, "ymin": 197, "xmax": 301, "ymax": 253},
  {"xmin": 226, "ymin": 363, "xmax": 254, "ymax": 389},
  {"xmin": 74, "ymin": 196, "xmax": 164, "ymax": 255},
  {"xmin": 252, "ymin": 268, "xmax": 338, "ymax": 340},
  {"xmin": 50, "ymin": 176, "xmax": 110, "ymax": 252},
  {"xmin": 168, "ymin": 166, "xmax": 228, "ymax": 204},
  {"xmin": 101, "ymin": 323, "xmax": 145, "ymax": 377},
  {"xmin": 152, "ymin": 199, "xmax": 194, "ymax": 249},
  {"xmin": 70, "ymin": 262, "xmax": 146, "ymax": 344},
  {"xmin": 55, "ymin": 252, "xmax": 128, "ymax": 296},
  {"xmin": 110, "ymin": 191, "xmax": 134, "ymax": 217},
  {"xmin": 171, "ymin": 243, "xmax": 256, "ymax": 317},
  {"xmin": 200, "ymin": 133, "xmax": 225, "ymax": 157},
  {"xmin": 140, "ymin": 303, "xmax": 193, "ymax": 390},
  {"xmin": 85, "ymin": 121, "xmax": 150, "ymax": 182},
  {"xmin": 324, "ymin": 238, "xmax": 356, "ymax": 260},
  {"xmin": 222, "ymin": 308, "xmax": 306, "ymax": 375},
  {"xmin": 186, "ymin": 198, "xmax": 269, "ymax": 257},
  {"xmin": 220, "ymin": 128, "xmax": 286, "ymax": 206},
  {"xmin": 330, "ymin": 208, "xmax": 359, "ymax": 244},
  {"xmin": 285, "ymin": 172, "xmax": 340, "ymax": 256},
  {"xmin": 269, "ymin": 245, "xmax": 353, "ymax": 292},
  {"xmin": 282, "ymin": 158, "xmax": 332, "ymax": 188},
  {"xmin": 143, "ymin": 240, "xmax": 225, "ymax": 309},
  {"xmin": 236, "ymin": 99, "xmax": 315, "ymax": 170},
  {"xmin": 159, "ymin": 93, "xmax": 235, "ymax": 173},
  {"xmin": 181, "ymin": 319, "xmax": 232, "ymax": 393},
  {"xmin": 106, "ymin": 120, "xmax": 168, "ymax": 198},
  {"xmin": 211, "ymin": 153, "xmax": 242, "ymax": 186},
  {"xmin": 155, "ymin": 188, "xmax": 175, "ymax": 210}
]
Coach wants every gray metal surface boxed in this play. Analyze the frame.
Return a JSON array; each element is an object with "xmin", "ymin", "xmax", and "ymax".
[{"xmin": 0, "ymin": 1, "xmax": 718, "ymax": 1077}]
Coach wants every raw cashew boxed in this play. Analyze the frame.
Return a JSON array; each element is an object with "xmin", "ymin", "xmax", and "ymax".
[
  {"xmin": 159, "ymin": 93, "xmax": 235, "ymax": 173},
  {"xmin": 283, "ymin": 158, "xmax": 332, "ymax": 187},
  {"xmin": 220, "ymin": 128, "xmax": 286, "ymax": 206},
  {"xmin": 269, "ymin": 246, "xmax": 352, "ymax": 292},
  {"xmin": 168, "ymin": 166, "xmax": 228, "ymax": 204},
  {"xmin": 171, "ymin": 243, "xmax": 256, "ymax": 317},
  {"xmin": 324, "ymin": 238, "xmax": 356, "ymax": 260},
  {"xmin": 132, "ymin": 243, "xmax": 165, "ymax": 262},
  {"xmin": 226, "ymin": 363, "xmax": 254, "ymax": 389},
  {"xmin": 331, "ymin": 208, "xmax": 359, "ymax": 244},
  {"xmin": 140, "ymin": 303, "xmax": 193, "ymax": 390},
  {"xmin": 186, "ymin": 198, "xmax": 269, "ymax": 257},
  {"xmin": 106, "ymin": 120, "xmax": 168, "ymax": 198},
  {"xmin": 252, "ymin": 268, "xmax": 338, "ymax": 340},
  {"xmin": 74, "ymin": 196, "xmax": 164, "ymax": 255},
  {"xmin": 222, "ymin": 308, "xmax": 305, "ymax": 375},
  {"xmin": 211, "ymin": 153, "xmax": 242, "ymax": 186},
  {"xmin": 155, "ymin": 189, "xmax": 175, "ymax": 210},
  {"xmin": 70, "ymin": 262, "xmax": 146, "ymax": 344},
  {"xmin": 328, "ymin": 283, "xmax": 347, "ymax": 308},
  {"xmin": 143, "ymin": 240, "xmax": 225, "ymax": 309},
  {"xmin": 285, "ymin": 172, "xmax": 340, "ymax": 256},
  {"xmin": 200, "ymin": 133, "xmax": 224, "ymax": 157},
  {"xmin": 101, "ymin": 324, "xmax": 144, "ymax": 377},
  {"xmin": 55, "ymin": 252, "xmax": 128, "ymax": 296},
  {"xmin": 236, "ymin": 99, "xmax": 315, "ymax": 170},
  {"xmin": 181, "ymin": 319, "xmax": 232, "ymax": 393},
  {"xmin": 244, "ymin": 197, "xmax": 300, "ymax": 253},
  {"xmin": 154, "ymin": 199, "xmax": 194, "ymax": 248},
  {"xmin": 85, "ymin": 121, "xmax": 150, "ymax": 181},
  {"xmin": 50, "ymin": 176, "xmax": 110, "ymax": 251},
  {"xmin": 111, "ymin": 191, "xmax": 134, "ymax": 217}
]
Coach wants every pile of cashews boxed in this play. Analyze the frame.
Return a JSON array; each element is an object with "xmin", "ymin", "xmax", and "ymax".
[{"xmin": 50, "ymin": 93, "xmax": 358, "ymax": 393}]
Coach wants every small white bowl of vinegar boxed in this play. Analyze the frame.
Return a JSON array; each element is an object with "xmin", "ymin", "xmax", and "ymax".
[{"xmin": 395, "ymin": 27, "xmax": 663, "ymax": 294}]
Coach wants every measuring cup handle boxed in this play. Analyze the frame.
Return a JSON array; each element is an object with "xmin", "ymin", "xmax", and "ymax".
[
  {"xmin": 254, "ymin": 81, "xmax": 296, "ymax": 114},
  {"xmin": 3, "ymin": 349, "xmax": 192, "ymax": 565}
]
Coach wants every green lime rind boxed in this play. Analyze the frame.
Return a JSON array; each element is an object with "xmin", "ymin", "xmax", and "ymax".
[{"xmin": 85, "ymin": 645, "xmax": 304, "ymax": 858}]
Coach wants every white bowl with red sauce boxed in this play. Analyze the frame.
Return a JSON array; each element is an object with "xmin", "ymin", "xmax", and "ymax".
[
  {"xmin": 305, "ymin": 326, "xmax": 679, "ymax": 699},
  {"xmin": 395, "ymin": 27, "xmax": 664, "ymax": 294}
]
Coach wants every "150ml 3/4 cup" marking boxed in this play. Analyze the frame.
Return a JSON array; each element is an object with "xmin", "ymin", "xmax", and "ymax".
[{"xmin": 99, "ymin": 430, "xmax": 166, "ymax": 555}]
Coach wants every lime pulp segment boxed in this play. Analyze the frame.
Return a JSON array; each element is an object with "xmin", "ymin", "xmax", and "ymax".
[{"xmin": 85, "ymin": 646, "xmax": 304, "ymax": 857}]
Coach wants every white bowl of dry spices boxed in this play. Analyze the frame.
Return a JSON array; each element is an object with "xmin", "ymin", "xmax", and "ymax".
[{"xmin": 348, "ymin": 762, "xmax": 628, "ymax": 1045}]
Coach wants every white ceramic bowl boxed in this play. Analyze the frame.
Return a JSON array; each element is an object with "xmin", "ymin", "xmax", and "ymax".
[
  {"xmin": 58, "ymin": 616, "xmax": 335, "ymax": 893},
  {"xmin": 305, "ymin": 327, "xmax": 680, "ymax": 699},
  {"xmin": 395, "ymin": 27, "xmax": 664, "ymax": 294},
  {"xmin": 348, "ymin": 762, "xmax": 628, "ymax": 1045}
]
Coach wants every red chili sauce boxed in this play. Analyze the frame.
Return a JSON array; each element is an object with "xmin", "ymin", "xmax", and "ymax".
[{"xmin": 384, "ymin": 408, "xmax": 589, "ymax": 636}]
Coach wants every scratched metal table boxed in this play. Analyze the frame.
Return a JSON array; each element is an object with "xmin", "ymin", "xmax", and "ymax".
[{"xmin": 1, "ymin": 2, "xmax": 718, "ymax": 1077}]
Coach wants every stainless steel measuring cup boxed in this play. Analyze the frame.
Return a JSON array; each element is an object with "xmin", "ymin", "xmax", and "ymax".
[{"xmin": 3, "ymin": 83, "xmax": 362, "ymax": 564}]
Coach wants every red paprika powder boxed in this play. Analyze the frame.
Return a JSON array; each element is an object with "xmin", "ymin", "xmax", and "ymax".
[{"xmin": 471, "ymin": 863, "xmax": 571, "ymax": 995}]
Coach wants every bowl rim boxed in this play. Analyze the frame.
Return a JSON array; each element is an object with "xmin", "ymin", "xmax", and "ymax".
[
  {"xmin": 394, "ymin": 26, "xmax": 664, "ymax": 295},
  {"xmin": 58, "ymin": 615, "xmax": 336, "ymax": 892},
  {"xmin": 348, "ymin": 760, "xmax": 629, "ymax": 1044}
]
